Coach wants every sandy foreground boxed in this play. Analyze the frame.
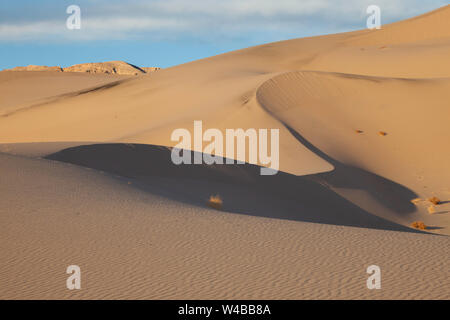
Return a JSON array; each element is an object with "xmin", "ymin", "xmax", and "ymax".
[{"xmin": 0, "ymin": 6, "xmax": 449, "ymax": 299}]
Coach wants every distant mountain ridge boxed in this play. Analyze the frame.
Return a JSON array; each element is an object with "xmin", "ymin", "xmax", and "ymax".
[{"xmin": 3, "ymin": 61, "xmax": 160, "ymax": 75}]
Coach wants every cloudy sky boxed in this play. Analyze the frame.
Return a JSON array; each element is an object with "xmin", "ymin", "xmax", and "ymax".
[{"xmin": 0, "ymin": 0, "xmax": 447, "ymax": 69}]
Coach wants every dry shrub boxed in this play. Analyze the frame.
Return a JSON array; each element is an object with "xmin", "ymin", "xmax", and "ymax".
[
  {"xmin": 411, "ymin": 221, "xmax": 427, "ymax": 230},
  {"xmin": 428, "ymin": 196, "xmax": 441, "ymax": 205},
  {"xmin": 378, "ymin": 131, "xmax": 387, "ymax": 136},
  {"xmin": 410, "ymin": 198, "xmax": 422, "ymax": 205},
  {"xmin": 207, "ymin": 195, "xmax": 223, "ymax": 210},
  {"xmin": 427, "ymin": 206, "xmax": 436, "ymax": 214},
  {"xmin": 355, "ymin": 130, "xmax": 364, "ymax": 134}
]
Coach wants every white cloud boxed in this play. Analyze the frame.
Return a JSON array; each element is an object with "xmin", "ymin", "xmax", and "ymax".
[{"xmin": 0, "ymin": 0, "xmax": 446, "ymax": 42}]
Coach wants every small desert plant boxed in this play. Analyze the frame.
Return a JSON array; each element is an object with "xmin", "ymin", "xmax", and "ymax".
[
  {"xmin": 355, "ymin": 130, "xmax": 364, "ymax": 134},
  {"xmin": 378, "ymin": 131, "xmax": 387, "ymax": 136},
  {"xmin": 411, "ymin": 221, "xmax": 427, "ymax": 230},
  {"xmin": 207, "ymin": 195, "xmax": 223, "ymax": 210},
  {"xmin": 428, "ymin": 196, "xmax": 441, "ymax": 205},
  {"xmin": 427, "ymin": 206, "xmax": 436, "ymax": 214}
]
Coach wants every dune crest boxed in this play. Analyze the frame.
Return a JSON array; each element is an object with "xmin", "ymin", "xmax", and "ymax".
[{"xmin": 349, "ymin": 4, "xmax": 450, "ymax": 46}]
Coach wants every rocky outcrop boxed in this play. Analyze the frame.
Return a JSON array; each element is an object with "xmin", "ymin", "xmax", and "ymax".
[
  {"xmin": 63, "ymin": 61, "xmax": 145, "ymax": 75},
  {"xmin": 3, "ymin": 61, "xmax": 160, "ymax": 75},
  {"xmin": 141, "ymin": 67, "xmax": 161, "ymax": 73}
]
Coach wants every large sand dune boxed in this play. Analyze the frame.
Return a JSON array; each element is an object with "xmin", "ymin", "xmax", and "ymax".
[
  {"xmin": 0, "ymin": 5, "xmax": 449, "ymax": 299},
  {"xmin": 1, "ymin": 152, "xmax": 448, "ymax": 299}
]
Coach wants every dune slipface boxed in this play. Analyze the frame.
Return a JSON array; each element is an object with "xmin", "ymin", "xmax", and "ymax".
[{"xmin": 0, "ymin": 5, "xmax": 449, "ymax": 299}]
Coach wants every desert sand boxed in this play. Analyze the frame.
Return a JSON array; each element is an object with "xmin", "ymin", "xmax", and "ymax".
[{"xmin": 0, "ymin": 6, "xmax": 449, "ymax": 299}]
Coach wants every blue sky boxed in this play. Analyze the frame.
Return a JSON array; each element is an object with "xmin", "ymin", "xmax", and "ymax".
[{"xmin": 0, "ymin": 0, "xmax": 447, "ymax": 69}]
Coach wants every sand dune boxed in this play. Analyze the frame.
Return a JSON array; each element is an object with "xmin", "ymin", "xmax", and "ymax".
[
  {"xmin": 45, "ymin": 143, "xmax": 420, "ymax": 232},
  {"xmin": 0, "ymin": 5, "xmax": 449, "ymax": 299},
  {"xmin": 0, "ymin": 71, "xmax": 133, "ymax": 117},
  {"xmin": 1, "ymin": 152, "xmax": 448, "ymax": 299},
  {"xmin": 257, "ymin": 71, "xmax": 450, "ymax": 231}
]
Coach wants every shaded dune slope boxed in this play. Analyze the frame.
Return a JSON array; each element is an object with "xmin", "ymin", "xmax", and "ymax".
[{"xmin": 46, "ymin": 143, "xmax": 419, "ymax": 233}]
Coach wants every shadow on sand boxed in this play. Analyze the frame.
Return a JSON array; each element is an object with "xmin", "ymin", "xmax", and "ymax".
[
  {"xmin": 46, "ymin": 143, "xmax": 422, "ymax": 233},
  {"xmin": 284, "ymin": 125, "xmax": 418, "ymax": 216}
]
